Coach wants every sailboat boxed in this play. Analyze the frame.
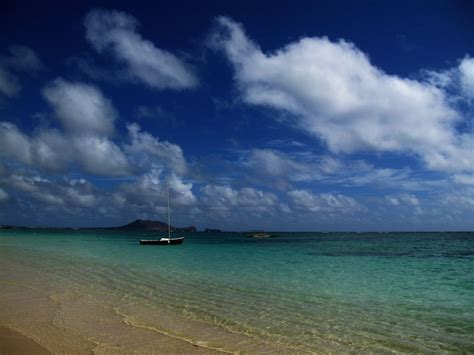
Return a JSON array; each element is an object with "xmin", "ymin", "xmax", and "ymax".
[{"xmin": 140, "ymin": 187, "xmax": 184, "ymax": 245}]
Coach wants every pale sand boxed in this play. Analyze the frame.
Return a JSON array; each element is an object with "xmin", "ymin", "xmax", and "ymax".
[
  {"xmin": 0, "ymin": 247, "xmax": 288, "ymax": 354},
  {"xmin": 0, "ymin": 284, "xmax": 225, "ymax": 354},
  {"xmin": 0, "ymin": 269, "xmax": 227, "ymax": 354},
  {"xmin": 0, "ymin": 326, "xmax": 49, "ymax": 355}
]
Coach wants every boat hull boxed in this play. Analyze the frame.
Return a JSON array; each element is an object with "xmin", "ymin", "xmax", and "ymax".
[
  {"xmin": 140, "ymin": 237, "xmax": 184, "ymax": 245},
  {"xmin": 244, "ymin": 234, "xmax": 276, "ymax": 238}
]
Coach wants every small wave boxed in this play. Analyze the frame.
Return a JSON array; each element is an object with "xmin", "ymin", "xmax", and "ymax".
[{"xmin": 113, "ymin": 306, "xmax": 235, "ymax": 354}]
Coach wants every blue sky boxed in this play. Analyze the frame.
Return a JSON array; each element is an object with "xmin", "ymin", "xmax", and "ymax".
[{"xmin": 0, "ymin": 0, "xmax": 473, "ymax": 230}]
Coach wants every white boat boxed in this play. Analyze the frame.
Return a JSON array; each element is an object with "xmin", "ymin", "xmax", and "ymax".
[
  {"xmin": 140, "ymin": 187, "xmax": 184, "ymax": 245},
  {"xmin": 245, "ymin": 232, "xmax": 277, "ymax": 238}
]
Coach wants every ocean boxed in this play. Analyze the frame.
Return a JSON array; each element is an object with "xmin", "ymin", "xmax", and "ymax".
[{"xmin": 0, "ymin": 229, "xmax": 473, "ymax": 353}]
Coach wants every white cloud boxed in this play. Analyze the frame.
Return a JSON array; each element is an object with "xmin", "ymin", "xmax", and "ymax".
[
  {"xmin": 84, "ymin": 9, "xmax": 198, "ymax": 90},
  {"xmin": 241, "ymin": 148, "xmax": 429, "ymax": 191},
  {"xmin": 385, "ymin": 194, "xmax": 419, "ymax": 206},
  {"xmin": 0, "ymin": 121, "xmax": 130, "ymax": 176},
  {"xmin": 0, "ymin": 187, "xmax": 8, "ymax": 202},
  {"xmin": 423, "ymin": 56, "xmax": 474, "ymax": 101},
  {"xmin": 72, "ymin": 135, "xmax": 130, "ymax": 176},
  {"xmin": 4, "ymin": 175, "xmax": 98, "ymax": 208},
  {"xmin": 211, "ymin": 17, "xmax": 473, "ymax": 173},
  {"xmin": 124, "ymin": 123, "xmax": 187, "ymax": 175},
  {"xmin": 459, "ymin": 57, "xmax": 474, "ymax": 99},
  {"xmin": 243, "ymin": 149, "xmax": 311, "ymax": 189},
  {"xmin": 31, "ymin": 129, "xmax": 72, "ymax": 172},
  {"xmin": 43, "ymin": 78, "xmax": 117, "ymax": 136},
  {"xmin": 0, "ymin": 122, "xmax": 33, "ymax": 164},
  {"xmin": 201, "ymin": 184, "xmax": 280, "ymax": 216},
  {"xmin": 247, "ymin": 149, "xmax": 305, "ymax": 177},
  {"xmin": 1, "ymin": 45, "xmax": 42, "ymax": 72},
  {"xmin": 167, "ymin": 173, "xmax": 196, "ymax": 205},
  {"xmin": 116, "ymin": 169, "xmax": 196, "ymax": 217},
  {"xmin": 39, "ymin": 78, "xmax": 142, "ymax": 176},
  {"xmin": 444, "ymin": 192, "xmax": 474, "ymax": 209},
  {"xmin": 2, "ymin": 83, "xmax": 129, "ymax": 176},
  {"xmin": 0, "ymin": 67, "xmax": 20, "ymax": 97},
  {"xmin": 288, "ymin": 189, "xmax": 365, "ymax": 214},
  {"xmin": 0, "ymin": 45, "xmax": 41, "ymax": 97},
  {"xmin": 0, "ymin": 168, "xmax": 201, "ymax": 227},
  {"xmin": 453, "ymin": 174, "xmax": 474, "ymax": 185}
]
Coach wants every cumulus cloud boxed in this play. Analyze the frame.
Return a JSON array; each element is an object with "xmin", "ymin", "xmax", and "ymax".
[
  {"xmin": 0, "ymin": 45, "xmax": 41, "ymax": 97},
  {"xmin": 459, "ymin": 57, "xmax": 474, "ymax": 99},
  {"xmin": 72, "ymin": 135, "xmax": 130, "ymax": 176},
  {"xmin": 0, "ymin": 123, "xmax": 188, "ymax": 178},
  {"xmin": 0, "ymin": 121, "xmax": 130, "ymax": 176},
  {"xmin": 43, "ymin": 78, "xmax": 117, "ymax": 136},
  {"xmin": 243, "ymin": 149, "xmax": 310, "ymax": 189},
  {"xmin": 385, "ymin": 194, "xmax": 419, "ymax": 206},
  {"xmin": 288, "ymin": 190, "xmax": 365, "ymax": 214},
  {"xmin": 84, "ymin": 9, "xmax": 198, "ymax": 90},
  {"xmin": 0, "ymin": 122, "xmax": 33, "ymax": 165},
  {"xmin": 40, "ymin": 78, "xmax": 132, "ymax": 175},
  {"xmin": 240, "ymin": 148, "xmax": 432, "ymax": 191},
  {"xmin": 211, "ymin": 17, "xmax": 473, "ymax": 173},
  {"xmin": 453, "ymin": 174, "xmax": 474, "ymax": 185},
  {"xmin": 2, "ymin": 77, "xmax": 192, "ymax": 177},
  {"xmin": 428, "ymin": 56, "xmax": 474, "ymax": 100},
  {"xmin": 124, "ymin": 123, "xmax": 187, "ymax": 175},
  {"xmin": 1, "ymin": 78, "xmax": 131, "ymax": 176},
  {"xmin": 201, "ymin": 184, "xmax": 281, "ymax": 217},
  {"xmin": 1, "ymin": 169, "xmax": 197, "ymax": 226},
  {"xmin": 31, "ymin": 129, "xmax": 73, "ymax": 172},
  {"xmin": 4, "ymin": 175, "xmax": 97, "ymax": 208},
  {"xmin": 0, "ymin": 187, "xmax": 8, "ymax": 202},
  {"xmin": 108, "ymin": 169, "xmax": 196, "ymax": 221},
  {"xmin": 247, "ymin": 149, "xmax": 305, "ymax": 177}
]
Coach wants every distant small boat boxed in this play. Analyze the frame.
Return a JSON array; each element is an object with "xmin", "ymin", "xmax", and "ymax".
[
  {"xmin": 245, "ymin": 232, "xmax": 276, "ymax": 238},
  {"xmin": 140, "ymin": 187, "xmax": 184, "ymax": 246}
]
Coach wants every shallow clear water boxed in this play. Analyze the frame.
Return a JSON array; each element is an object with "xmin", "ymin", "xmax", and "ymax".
[{"xmin": 1, "ymin": 229, "xmax": 473, "ymax": 352}]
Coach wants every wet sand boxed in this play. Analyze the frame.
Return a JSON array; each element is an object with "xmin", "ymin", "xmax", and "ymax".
[
  {"xmin": 0, "ymin": 326, "xmax": 50, "ymax": 355},
  {"xmin": 0, "ymin": 282, "xmax": 227, "ymax": 354},
  {"xmin": 0, "ymin": 261, "xmax": 230, "ymax": 354},
  {"xmin": 0, "ymin": 246, "xmax": 284, "ymax": 354}
]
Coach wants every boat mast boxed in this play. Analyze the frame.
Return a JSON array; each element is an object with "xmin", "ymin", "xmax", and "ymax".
[{"xmin": 167, "ymin": 186, "xmax": 171, "ymax": 239}]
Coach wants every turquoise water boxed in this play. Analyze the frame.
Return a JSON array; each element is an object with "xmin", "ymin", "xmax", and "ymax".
[{"xmin": 1, "ymin": 230, "xmax": 473, "ymax": 352}]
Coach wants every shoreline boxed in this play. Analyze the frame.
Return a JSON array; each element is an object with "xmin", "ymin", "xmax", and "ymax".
[
  {"xmin": 0, "ymin": 280, "xmax": 230, "ymax": 354},
  {"xmin": 0, "ymin": 245, "xmax": 281, "ymax": 354},
  {"xmin": 1, "ymin": 231, "xmax": 472, "ymax": 353}
]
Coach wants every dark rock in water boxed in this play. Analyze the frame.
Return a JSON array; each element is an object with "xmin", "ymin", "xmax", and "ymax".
[
  {"xmin": 204, "ymin": 228, "xmax": 222, "ymax": 233},
  {"xmin": 115, "ymin": 219, "xmax": 197, "ymax": 232}
]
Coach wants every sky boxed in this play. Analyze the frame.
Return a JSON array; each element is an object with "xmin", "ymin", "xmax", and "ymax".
[{"xmin": 0, "ymin": 0, "xmax": 473, "ymax": 231}]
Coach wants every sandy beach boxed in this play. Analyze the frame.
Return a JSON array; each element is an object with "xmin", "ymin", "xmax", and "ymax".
[
  {"xmin": 0, "ymin": 326, "xmax": 49, "ymax": 355},
  {"xmin": 0, "ymin": 253, "xmax": 225, "ymax": 354},
  {"xmin": 0, "ymin": 279, "xmax": 228, "ymax": 354},
  {"xmin": 1, "ymin": 230, "xmax": 472, "ymax": 353},
  {"xmin": 0, "ymin": 243, "xmax": 280, "ymax": 354}
]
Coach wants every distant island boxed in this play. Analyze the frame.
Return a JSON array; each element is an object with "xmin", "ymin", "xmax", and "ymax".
[
  {"xmin": 0, "ymin": 219, "xmax": 198, "ymax": 232},
  {"xmin": 112, "ymin": 219, "xmax": 197, "ymax": 232}
]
